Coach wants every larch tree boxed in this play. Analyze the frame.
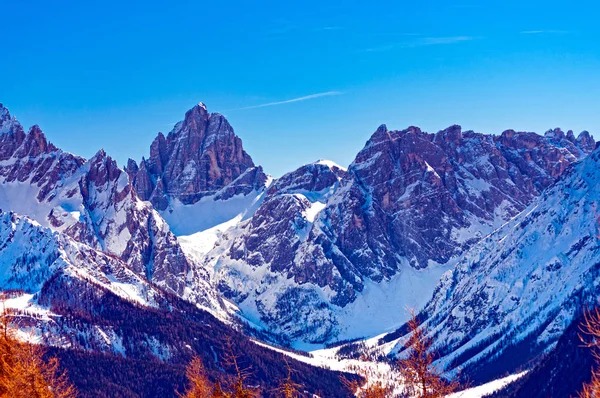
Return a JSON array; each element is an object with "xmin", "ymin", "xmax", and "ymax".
[
  {"xmin": 579, "ymin": 307, "xmax": 600, "ymax": 397},
  {"xmin": 0, "ymin": 295, "xmax": 77, "ymax": 398},
  {"xmin": 274, "ymin": 358, "xmax": 302, "ymax": 398},
  {"xmin": 179, "ymin": 356, "xmax": 214, "ymax": 398},
  {"xmin": 211, "ymin": 381, "xmax": 230, "ymax": 398},
  {"xmin": 223, "ymin": 338, "xmax": 259, "ymax": 398},
  {"xmin": 397, "ymin": 310, "xmax": 458, "ymax": 398}
]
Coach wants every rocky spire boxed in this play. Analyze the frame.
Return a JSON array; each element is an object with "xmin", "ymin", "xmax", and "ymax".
[
  {"xmin": 131, "ymin": 102, "xmax": 265, "ymax": 211},
  {"xmin": 577, "ymin": 130, "xmax": 595, "ymax": 153}
]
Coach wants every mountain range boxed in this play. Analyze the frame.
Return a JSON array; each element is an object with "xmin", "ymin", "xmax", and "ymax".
[{"xmin": 0, "ymin": 101, "xmax": 598, "ymax": 396}]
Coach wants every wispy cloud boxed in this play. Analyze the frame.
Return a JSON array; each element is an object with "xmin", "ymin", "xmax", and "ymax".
[
  {"xmin": 232, "ymin": 91, "xmax": 343, "ymax": 110},
  {"xmin": 520, "ymin": 30, "xmax": 568, "ymax": 34},
  {"xmin": 364, "ymin": 36, "xmax": 476, "ymax": 52},
  {"xmin": 313, "ymin": 26, "xmax": 344, "ymax": 32}
]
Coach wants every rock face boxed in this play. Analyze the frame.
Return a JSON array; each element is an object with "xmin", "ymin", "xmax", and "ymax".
[
  {"xmin": 210, "ymin": 160, "xmax": 346, "ymax": 341},
  {"xmin": 208, "ymin": 124, "xmax": 594, "ymax": 343},
  {"xmin": 298, "ymin": 125, "xmax": 593, "ymax": 302},
  {"xmin": 385, "ymin": 144, "xmax": 600, "ymax": 384},
  {"xmin": 126, "ymin": 103, "xmax": 267, "ymax": 214},
  {"xmin": 0, "ymin": 210, "xmax": 165, "ymax": 305},
  {"xmin": 0, "ymin": 103, "xmax": 351, "ymax": 397},
  {"xmin": 0, "ymin": 211, "xmax": 351, "ymax": 398},
  {"xmin": 0, "ymin": 104, "xmax": 220, "ymax": 310},
  {"xmin": 227, "ymin": 161, "xmax": 346, "ymax": 275}
]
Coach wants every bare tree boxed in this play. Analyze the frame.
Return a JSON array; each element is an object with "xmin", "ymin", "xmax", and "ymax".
[
  {"xmin": 223, "ymin": 338, "xmax": 259, "ymax": 398},
  {"xmin": 579, "ymin": 308, "xmax": 600, "ymax": 397},
  {"xmin": 397, "ymin": 310, "xmax": 458, "ymax": 398},
  {"xmin": 274, "ymin": 358, "xmax": 302, "ymax": 398}
]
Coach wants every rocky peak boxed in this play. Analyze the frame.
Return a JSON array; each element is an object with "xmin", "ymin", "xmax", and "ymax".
[
  {"xmin": 499, "ymin": 128, "xmax": 517, "ymax": 145},
  {"xmin": 0, "ymin": 104, "xmax": 220, "ymax": 306},
  {"xmin": 577, "ymin": 130, "xmax": 595, "ymax": 153},
  {"xmin": 0, "ymin": 103, "xmax": 10, "ymax": 124},
  {"xmin": 131, "ymin": 102, "xmax": 266, "ymax": 212},
  {"xmin": 292, "ymin": 123, "xmax": 591, "ymax": 305},
  {"xmin": 0, "ymin": 105, "xmax": 26, "ymax": 160},
  {"xmin": 366, "ymin": 124, "xmax": 390, "ymax": 145},
  {"xmin": 434, "ymin": 124, "xmax": 463, "ymax": 144},
  {"xmin": 179, "ymin": 102, "xmax": 210, "ymax": 133},
  {"xmin": 125, "ymin": 158, "xmax": 138, "ymax": 176},
  {"xmin": 87, "ymin": 149, "xmax": 127, "ymax": 189},
  {"xmin": 13, "ymin": 125, "xmax": 57, "ymax": 158},
  {"xmin": 545, "ymin": 127, "xmax": 566, "ymax": 140},
  {"xmin": 267, "ymin": 161, "xmax": 346, "ymax": 197}
]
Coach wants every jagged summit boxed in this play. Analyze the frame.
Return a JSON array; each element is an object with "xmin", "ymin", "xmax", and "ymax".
[
  {"xmin": 211, "ymin": 122, "xmax": 596, "ymax": 343},
  {"xmin": 127, "ymin": 102, "xmax": 263, "ymax": 210},
  {"xmin": 0, "ymin": 103, "xmax": 10, "ymax": 121},
  {"xmin": 0, "ymin": 102, "xmax": 221, "ymax": 311},
  {"xmin": 0, "ymin": 104, "xmax": 24, "ymax": 138},
  {"xmin": 126, "ymin": 102, "xmax": 268, "ymax": 234},
  {"xmin": 389, "ymin": 142, "xmax": 600, "ymax": 384}
]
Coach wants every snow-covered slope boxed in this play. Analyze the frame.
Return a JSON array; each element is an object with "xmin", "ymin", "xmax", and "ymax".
[
  {"xmin": 0, "ymin": 210, "xmax": 165, "ymax": 311},
  {"xmin": 196, "ymin": 123, "xmax": 593, "ymax": 344},
  {"xmin": 385, "ymin": 143, "xmax": 600, "ymax": 383},
  {"xmin": 0, "ymin": 103, "xmax": 222, "ymax": 312}
]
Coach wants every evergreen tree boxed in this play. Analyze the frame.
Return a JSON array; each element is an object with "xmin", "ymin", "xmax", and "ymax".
[
  {"xmin": 0, "ymin": 296, "xmax": 77, "ymax": 397},
  {"xmin": 275, "ymin": 359, "xmax": 302, "ymax": 398},
  {"xmin": 223, "ymin": 338, "xmax": 258, "ymax": 398},
  {"xmin": 397, "ymin": 310, "xmax": 458, "ymax": 398},
  {"xmin": 179, "ymin": 356, "xmax": 213, "ymax": 398},
  {"xmin": 579, "ymin": 308, "xmax": 600, "ymax": 397}
]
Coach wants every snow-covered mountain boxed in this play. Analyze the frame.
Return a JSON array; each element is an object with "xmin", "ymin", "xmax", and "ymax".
[
  {"xmin": 0, "ymin": 211, "xmax": 353, "ymax": 397},
  {"xmin": 382, "ymin": 142, "xmax": 600, "ymax": 384},
  {"xmin": 126, "ymin": 103, "xmax": 268, "ymax": 235},
  {"xmin": 0, "ymin": 210, "xmax": 165, "ymax": 309},
  {"xmin": 0, "ymin": 103, "xmax": 362, "ymax": 397},
  {"xmin": 2, "ymin": 99, "xmax": 599, "ymax": 395},
  {"xmin": 207, "ymin": 160, "xmax": 347, "ymax": 342},
  {"xmin": 198, "ymin": 122, "xmax": 594, "ymax": 344},
  {"xmin": 0, "ymin": 103, "xmax": 221, "ymax": 310}
]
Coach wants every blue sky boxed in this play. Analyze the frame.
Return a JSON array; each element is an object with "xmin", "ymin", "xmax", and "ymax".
[{"xmin": 2, "ymin": 0, "xmax": 599, "ymax": 176}]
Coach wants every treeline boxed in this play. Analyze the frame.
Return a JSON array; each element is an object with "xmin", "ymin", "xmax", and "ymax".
[
  {"xmin": 34, "ymin": 273, "xmax": 355, "ymax": 397},
  {"xmin": 177, "ymin": 310, "xmax": 459, "ymax": 398},
  {"xmin": 7, "ymin": 279, "xmax": 600, "ymax": 398}
]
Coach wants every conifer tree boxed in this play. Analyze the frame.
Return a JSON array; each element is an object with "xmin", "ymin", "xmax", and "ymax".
[
  {"xmin": 275, "ymin": 358, "xmax": 302, "ymax": 398},
  {"xmin": 0, "ymin": 295, "xmax": 77, "ymax": 397},
  {"xmin": 212, "ymin": 381, "xmax": 230, "ymax": 398},
  {"xmin": 397, "ymin": 310, "xmax": 457, "ymax": 398},
  {"xmin": 579, "ymin": 308, "xmax": 600, "ymax": 397},
  {"xmin": 179, "ymin": 356, "xmax": 214, "ymax": 398},
  {"xmin": 223, "ymin": 338, "xmax": 258, "ymax": 398}
]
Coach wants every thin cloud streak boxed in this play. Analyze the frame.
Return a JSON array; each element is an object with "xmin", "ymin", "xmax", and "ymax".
[
  {"xmin": 520, "ymin": 30, "xmax": 568, "ymax": 34},
  {"xmin": 232, "ymin": 91, "xmax": 343, "ymax": 110},
  {"xmin": 313, "ymin": 26, "xmax": 344, "ymax": 31},
  {"xmin": 365, "ymin": 36, "xmax": 475, "ymax": 52}
]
